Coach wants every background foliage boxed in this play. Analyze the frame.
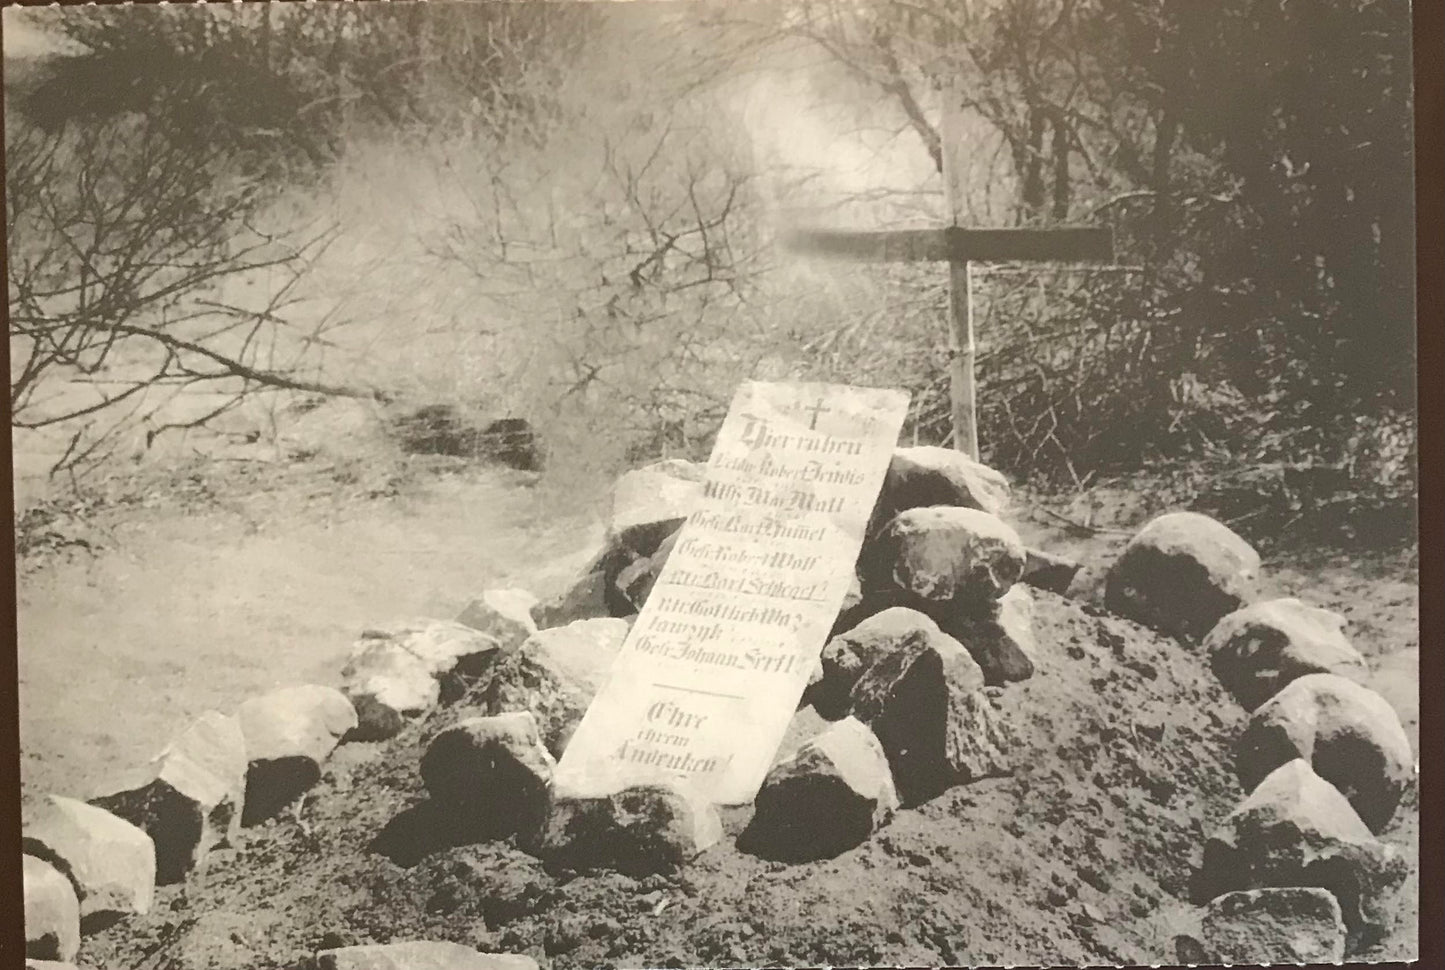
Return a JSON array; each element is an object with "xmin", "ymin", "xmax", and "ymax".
[{"xmin": 6, "ymin": 0, "xmax": 1417, "ymax": 528}]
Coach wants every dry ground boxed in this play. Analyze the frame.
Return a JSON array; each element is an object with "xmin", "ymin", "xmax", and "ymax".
[
  {"xmin": 15, "ymin": 443, "xmax": 605, "ymax": 799},
  {"xmin": 12, "ymin": 410, "xmax": 1420, "ymax": 967}
]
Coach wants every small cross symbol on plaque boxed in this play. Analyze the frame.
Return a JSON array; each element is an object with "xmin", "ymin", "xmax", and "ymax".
[{"xmin": 803, "ymin": 398, "xmax": 830, "ymax": 430}]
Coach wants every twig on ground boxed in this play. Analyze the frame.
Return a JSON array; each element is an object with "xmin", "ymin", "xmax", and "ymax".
[
  {"xmin": 1223, "ymin": 506, "xmax": 1272, "ymax": 528},
  {"xmin": 291, "ymin": 795, "xmax": 312, "ymax": 838},
  {"xmin": 1038, "ymin": 506, "xmax": 1132, "ymax": 536}
]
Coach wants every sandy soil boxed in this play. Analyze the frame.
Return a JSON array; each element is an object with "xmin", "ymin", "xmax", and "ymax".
[
  {"xmin": 1010, "ymin": 497, "xmax": 1421, "ymax": 752},
  {"xmin": 16, "ymin": 459, "xmax": 602, "ymax": 800},
  {"xmin": 16, "ymin": 454, "xmax": 1419, "ymax": 968},
  {"xmin": 73, "ymin": 590, "xmax": 1418, "ymax": 970}
]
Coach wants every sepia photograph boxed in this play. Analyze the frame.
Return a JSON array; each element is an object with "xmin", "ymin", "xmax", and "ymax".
[{"xmin": 5, "ymin": 1, "xmax": 1422, "ymax": 967}]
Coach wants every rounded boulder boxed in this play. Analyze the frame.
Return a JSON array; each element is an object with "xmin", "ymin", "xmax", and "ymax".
[
  {"xmin": 1207, "ymin": 598, "xmax": 1368, "ymax": 710},
  {"xmin": 813, "ymin": 606, "xmax": 983, "ymax": 719},
  {"xmin": 1196, "ymin": 759, "xmax": 1401, "ymax": 946},
  {"xmin": 1199, "ymin": 887, "xmax": 1346, "ymax": 965},
  {"xmin": 743, "ymin": 717, "xmax": 898, "ymax": 861},
  {"xmin": 867, "ymin": 446, "xmax": 1011, "ymax": 536},
  {"xmin": 1236, "ymin": 673, "xmax": 1413, "ymax": 833},
  {"xmin": 860, "ymin": 506, "xmax": 1025, "ymax": 608},
  {"xmin": 530, "ymin": 783, "xmax": 721, "ymax": 876},
  {"xmin": 420, "ymin": 711, "xmax": 557, "ymax": 843},
  {"xmin": 1105, "ymin": 511, "xmax": 1260, "ymax": 640}
]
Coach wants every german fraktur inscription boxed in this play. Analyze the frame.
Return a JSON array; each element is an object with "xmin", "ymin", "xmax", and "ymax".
[{"xmin": 554, "ymin": 381, "xmax": 910, "ymax": 805}]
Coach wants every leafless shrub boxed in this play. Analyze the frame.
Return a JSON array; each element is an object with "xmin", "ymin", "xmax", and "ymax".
[{"xmin": 6, "ymin": 110, "xmax": 375, "ymax": 480}]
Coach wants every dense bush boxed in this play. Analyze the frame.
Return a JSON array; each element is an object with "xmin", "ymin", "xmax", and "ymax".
[
  {"xmin": 12, "ymin": 4, "xmax": 599, "ymax": 175},
  {"xmin": 6, "ymin": 0, "xmax": 1416, "ymax": 520}
]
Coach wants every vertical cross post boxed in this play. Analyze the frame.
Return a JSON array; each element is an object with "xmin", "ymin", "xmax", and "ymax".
[{"xmin": 940, "ymin": 78, "xmax": 978, "ymax": 460}]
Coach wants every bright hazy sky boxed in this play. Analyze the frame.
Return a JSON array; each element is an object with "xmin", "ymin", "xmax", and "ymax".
[{"xmin": 3, "ymin": 9, "xmax": 73, "ymax": 59}]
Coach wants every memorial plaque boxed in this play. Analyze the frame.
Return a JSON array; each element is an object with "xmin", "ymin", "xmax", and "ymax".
[{"xmin": 553, "ymin": 381, "xmax": 910, "ymax": 805}]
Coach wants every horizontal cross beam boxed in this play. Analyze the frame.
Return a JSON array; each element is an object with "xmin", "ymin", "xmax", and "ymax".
[{"xmin": 782, "ymin": 225, "xmax": 1114, "ymax": 264}]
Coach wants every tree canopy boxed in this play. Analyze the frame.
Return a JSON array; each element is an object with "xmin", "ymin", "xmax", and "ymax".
[{"xmin": 6, "ymin": 0, "xmax": 1416, "ymax": 504}]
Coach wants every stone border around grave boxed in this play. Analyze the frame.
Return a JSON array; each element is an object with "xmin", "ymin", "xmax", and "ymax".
[
  {"xmin": 19, "ymin": 591, "xmax": 548, "ymax": 966},
  {"xmin": 1074, "ymin": 512, "xmax": 1416, "ymax": 963},
  {"xmin": 21, "ymin": 452, "xmax": 1416, "ymax": 969}
]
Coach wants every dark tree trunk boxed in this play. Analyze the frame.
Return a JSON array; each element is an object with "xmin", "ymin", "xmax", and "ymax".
[
  {"xmin": 1020, "ymin": 106, "xmax": 1047, "ymax": 222},
  {"xmin": 1050, "ymin": 110, "xmax": 1071, "ymax": 221},
  {"xmin": 1149, "ymin": 108, "xmax": 1179, "ymax": 246}
]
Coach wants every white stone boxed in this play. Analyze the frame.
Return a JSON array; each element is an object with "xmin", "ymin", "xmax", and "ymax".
[
  {"xmin": 384, "ymin": 619, "xmax": 505, "ymax": 678},
  {"xmin": 237, "ymin": 685, "xmax": 357, "ymax": 764},
  {"xmin": 22, "ymin": 795, "xmax": 155, "ymax": 920},
  {"xmin": 317, "ymin": 942, "xmax": 540, "ymax": 970},
  {"xmin": 520, "ymin": 618, "xmax": 631, "ymax": 695},
  {"xmin": 456, "ymin": 588, "xmax": 539, "ymax": 650},
  {"xmin": 90, "ymin": 710, "xmax": 247, "ymax": 883},
  {"xmin": 609, "ymin": 459, "xmax": 706, "ymax": 537},
  {"xmin": 23, "ymin": 855, "xmax": 79, "ymax": 962},
  {"xmin": 236, "ymin": 685, "xmax": 357, "ymax": 825},
  {"xmin": 341, "ymin": 641, "xmax": 442, "ymax": 741}
]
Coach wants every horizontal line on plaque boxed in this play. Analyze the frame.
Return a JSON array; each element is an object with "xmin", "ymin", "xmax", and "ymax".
[
  {"xmin": 654, "ymin": 582, "xmax": 830, "ymax": 603},
  {"xmin": 653, "ymin": 682, "xmax": 747, "ymax": 701}
]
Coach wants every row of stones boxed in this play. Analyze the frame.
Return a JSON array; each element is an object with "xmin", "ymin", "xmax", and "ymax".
[
  {"xmin": 424, "ymin": 585, "xmax": 1025, "ymax": 875},
  {"xmin": 1077, "ymin": 512, "xmax": 1415, "ymax": 963},
  {"xmin": 385, "ymin": 448, "xmax": 1036, "ymax": 874},
  {"xmin": 609, "ymin": 477, "xmax": 1421, "ymax": 967},
  {"xmin": 18, "ymin": 446, "xmax": 1030, "ymax": 969},
  {"xmin": 626, "ymin": 450, "xmax": 1034, "ymax": 857},
  {"xmin": 417, "ymin": 449, "xmax": 1424, "ymax": 933},
  {"xmin": 466, "ymin": 453, "xmax": 1165, "ymax": 871},
  {"xmin": 755, "ymin": 466, "xmax": 1416, "ymax": 965},
  {"xmin": 21, "ymin": 589, "xmax": 549, "ymax": 970},
  {"xmin": 24, "ymin": 448, "xmax": 1412, "ymax": 969}
]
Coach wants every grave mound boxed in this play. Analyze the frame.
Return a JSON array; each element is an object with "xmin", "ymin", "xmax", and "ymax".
[
  {"xmin": 44, "ymin": 383, "xmax": 1416, "ymax": 968},
  {"xmin": 76, "ymin": 583, "xmax": 1419, "ymax": 970}
]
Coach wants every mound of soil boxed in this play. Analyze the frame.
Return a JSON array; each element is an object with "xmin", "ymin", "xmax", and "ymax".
[{"xmin": 81, "ymin": 591, "xmax": 1417, "ymax": 969}]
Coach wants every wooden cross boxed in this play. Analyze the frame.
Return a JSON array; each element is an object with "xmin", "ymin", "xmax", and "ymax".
[{"xmin": 782, "ymin": 87, "xmax": 1116, "ymax": 461}]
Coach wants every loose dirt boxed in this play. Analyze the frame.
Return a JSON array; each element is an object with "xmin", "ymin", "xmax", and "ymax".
[
  {"xmin": 76, "ymin": 591, "xmax": 1417, "ymax": 969},
  {"xmin": 16, "ymin": 457, "xmax": 602, "ymax": 801},
  {"xmin": 19, "ymin": 453, "xmax": 1418, "ymax": 968}
]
